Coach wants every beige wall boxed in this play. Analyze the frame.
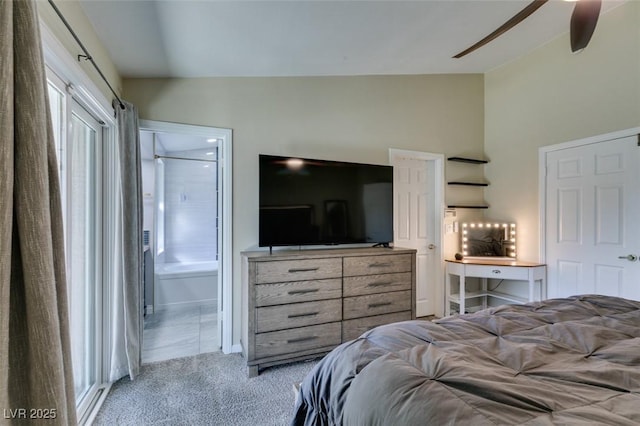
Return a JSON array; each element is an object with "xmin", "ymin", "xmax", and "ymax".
[
  {"xmin": 41, "ymin": 0, "xmax": 639, "ymax": 346},
  {"xmin": 38, "ymin": 0, "xmax": 121, "ymax": 99},
  {"xmin": 484, "ymin": 0, "xmax": 640, "ymax": 262},
  {"xmin": 123, "ymin": 74, "xmax": 485, "ymax": 345}
]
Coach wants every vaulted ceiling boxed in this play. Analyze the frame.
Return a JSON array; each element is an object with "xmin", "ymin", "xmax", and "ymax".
[{"xmin": 79, "ymin": 0, "xmax": 625, "ymax": 78}]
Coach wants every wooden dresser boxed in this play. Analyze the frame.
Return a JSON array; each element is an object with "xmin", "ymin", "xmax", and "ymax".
[{"xmin": 242, "ymin": 247, "xmax": 416, "ymax": 377}]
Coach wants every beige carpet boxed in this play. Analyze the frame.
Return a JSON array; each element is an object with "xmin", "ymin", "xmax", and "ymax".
[{"xmin": 93, "ymin": 352, "xmax": 318, "ymax": 425}]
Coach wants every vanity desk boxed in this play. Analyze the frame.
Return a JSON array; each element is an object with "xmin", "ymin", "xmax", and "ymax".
[{"xmin": 445, "ymin": 258, "xmax": 546, "ymax": 316}]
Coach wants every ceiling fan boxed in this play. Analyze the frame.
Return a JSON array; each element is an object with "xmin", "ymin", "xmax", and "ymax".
[{"xmin": 453, "ymin": 0, "xmax": 602, "ymax": 58}]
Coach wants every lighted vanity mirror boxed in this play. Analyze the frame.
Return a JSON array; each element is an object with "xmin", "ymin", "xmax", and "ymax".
[{"xmin": 461, "ymin": 222, "xmax": 516, "ymax": 258}]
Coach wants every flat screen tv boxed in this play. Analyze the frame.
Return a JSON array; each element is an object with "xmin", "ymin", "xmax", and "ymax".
[{"xmin": 259, "ymin": 154, "xmax": 393, "ymax": 248}]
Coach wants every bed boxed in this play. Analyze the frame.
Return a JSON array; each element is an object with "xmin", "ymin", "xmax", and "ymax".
[{"xmin": 292, "ymin": 295, "xmax": 640, "ymax": 425}]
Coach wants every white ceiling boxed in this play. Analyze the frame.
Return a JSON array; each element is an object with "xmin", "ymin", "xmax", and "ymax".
[{"xmin": 79, "ymin": 0, "xmax": 625, "ymax": 78}]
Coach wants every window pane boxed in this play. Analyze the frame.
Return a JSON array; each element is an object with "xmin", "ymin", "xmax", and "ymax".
[
  {"xmin": 68, "ymin": 112, "xmax": 98, "ymax": 403},
  {"xmin": 47, "ymin": 82, "xmax": 66, "ymax": 210}
]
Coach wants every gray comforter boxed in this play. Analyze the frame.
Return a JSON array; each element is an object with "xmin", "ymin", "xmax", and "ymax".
[{"xmin": 292, "ymin": 295, "xmax": 640, "ymax": 425}]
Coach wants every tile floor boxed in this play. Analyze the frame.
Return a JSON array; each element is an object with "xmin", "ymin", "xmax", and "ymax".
[{"xmin": 142, "ymin": 302, "xmax": 219, "ymax": 363}]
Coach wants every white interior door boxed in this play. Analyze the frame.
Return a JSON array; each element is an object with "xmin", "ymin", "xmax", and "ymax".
[
  {"xmin": 545, "ymin": 134, "xmax": 640, "ymax": 301},
  {"xmin": 390, "ymin": 150, "xmax": 443, "ymax": 317}
]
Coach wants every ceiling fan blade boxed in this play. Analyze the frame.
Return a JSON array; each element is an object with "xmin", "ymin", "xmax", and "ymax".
[
  {"xmin": 453, "ymin": 0, "xmax": 549, "ymax": 59},
  {"xmin": 570, "ymin": 0, "xmax": 602, "ymax": 52}
]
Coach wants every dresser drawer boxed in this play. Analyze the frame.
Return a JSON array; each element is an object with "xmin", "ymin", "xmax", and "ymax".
[
  {"xmin": 256, "ymin": 258, "xmax": 342, "ymax": 284},
  {"xmin": 465, "ymin": 264, "xmax": 529, "ymax": 280},
  {"xmin": 343, "ymin": 272, "xmax": 411, "ymax": 297},
  {"xmin": 342, "ymin": 311, "xmax": 412, "ymax": 342},
  {"xmin": 256, "ymin": 299, "xmax": 342, "ymax": 333},
  {"xmin": 344, "ymin": 254, "xmax": 412, "ymax": 276},
  {"xmin": 343, "ymin": 290, "xmax": 411, "ymax": 320},
  {"xmin": 255, "ymin": 322, "xmax": 342, "ymax": 358},
  {"xmin": 255, "ymin": 278, "xmax": 342, "ymax": 307}
]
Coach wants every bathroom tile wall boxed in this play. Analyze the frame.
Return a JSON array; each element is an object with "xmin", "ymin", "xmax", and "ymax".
[{"xmin": 163, "ymin": 149, "xmax": 217, "ymax": 263}]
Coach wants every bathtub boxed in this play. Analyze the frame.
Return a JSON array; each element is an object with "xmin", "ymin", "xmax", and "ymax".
[{"xmin": 154, "ymin": 261, "xmax": 218, "ymax": 310}]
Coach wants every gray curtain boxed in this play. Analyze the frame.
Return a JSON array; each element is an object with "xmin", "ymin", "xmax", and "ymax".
[
  {"xmin": 108, "ymin": 101, "xmax": 143, "ymax": 381},
  {"xmin": 0, "ymin": 0, "xmax": 77, "ymax": 423}
]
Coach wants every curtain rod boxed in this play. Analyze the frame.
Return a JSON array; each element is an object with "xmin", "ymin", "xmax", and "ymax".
[
  {"xmin": 47, "ymin": 0, "xmax": 125, "ymax": 110},
  {"xmin": 154, "ymin": 155, "xmax": 217, "ymax": 163}
]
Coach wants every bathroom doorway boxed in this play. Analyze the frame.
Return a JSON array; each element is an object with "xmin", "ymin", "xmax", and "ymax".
[{"xmin": 139, "ymin": 121, "xmax": 233, "ymax": 362}]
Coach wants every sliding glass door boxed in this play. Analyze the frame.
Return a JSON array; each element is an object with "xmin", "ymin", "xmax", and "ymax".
[
  {"xmin": 67, "ymin": 104, "xmax": 102, "ymax": 407},
  {"xmin": 47, "ymin": 69, "xmax": 104, "ymax": 420}
]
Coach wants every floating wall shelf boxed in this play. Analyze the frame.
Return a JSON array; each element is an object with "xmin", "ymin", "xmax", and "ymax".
[
  {"xmin": 447, "ymin": 204, "xmax": 489, "ymax": 209},
  {"xmin": 448, "ymin": 181, "xmax": 489, "ymax": 187},
  {"xmin": 447, "ymin": 156, "xmax": 489, "ymax": 209},
  {"xmin": 447, "ymin": 156, "xmax": 488, "ymax": 164}
]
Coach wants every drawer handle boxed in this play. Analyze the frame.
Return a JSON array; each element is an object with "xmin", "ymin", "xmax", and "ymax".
[
  {"xmin": 288, "ymin": 289, "xmax": 319, "ymax": 295},
  {"xmin": 368, "ymin": 302, "xmax": 392, "ymax": 308},
  {"xmin": 367, "ymin": 281, "xmax": 392, "ymax": 288},
  {"xmin": 287, "ymin": 336, "xmax": 318, "ymax": 344},
  {"xmin": 492, "ymin": 270, "xmax": 502, "ymax": 274},
  {"xmin": 288, "ymin": 312, "xmax": 319, "ymax": 319},
  {"xmin": 288, "ymin": 267, "xmax": 320, "ymax": 273},
  {"xmin": 369, "ymin": 262, "xmax": 391, "ymax": 268}
]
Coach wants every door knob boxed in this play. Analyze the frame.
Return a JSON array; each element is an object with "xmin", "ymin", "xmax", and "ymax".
[
  {"xmin": 618, "ymin": 254, "xmax": 638, "ymax": 262},
  {"xmin": 428, "ymin": 244, "xmax": 436, "ymax": 250}
]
